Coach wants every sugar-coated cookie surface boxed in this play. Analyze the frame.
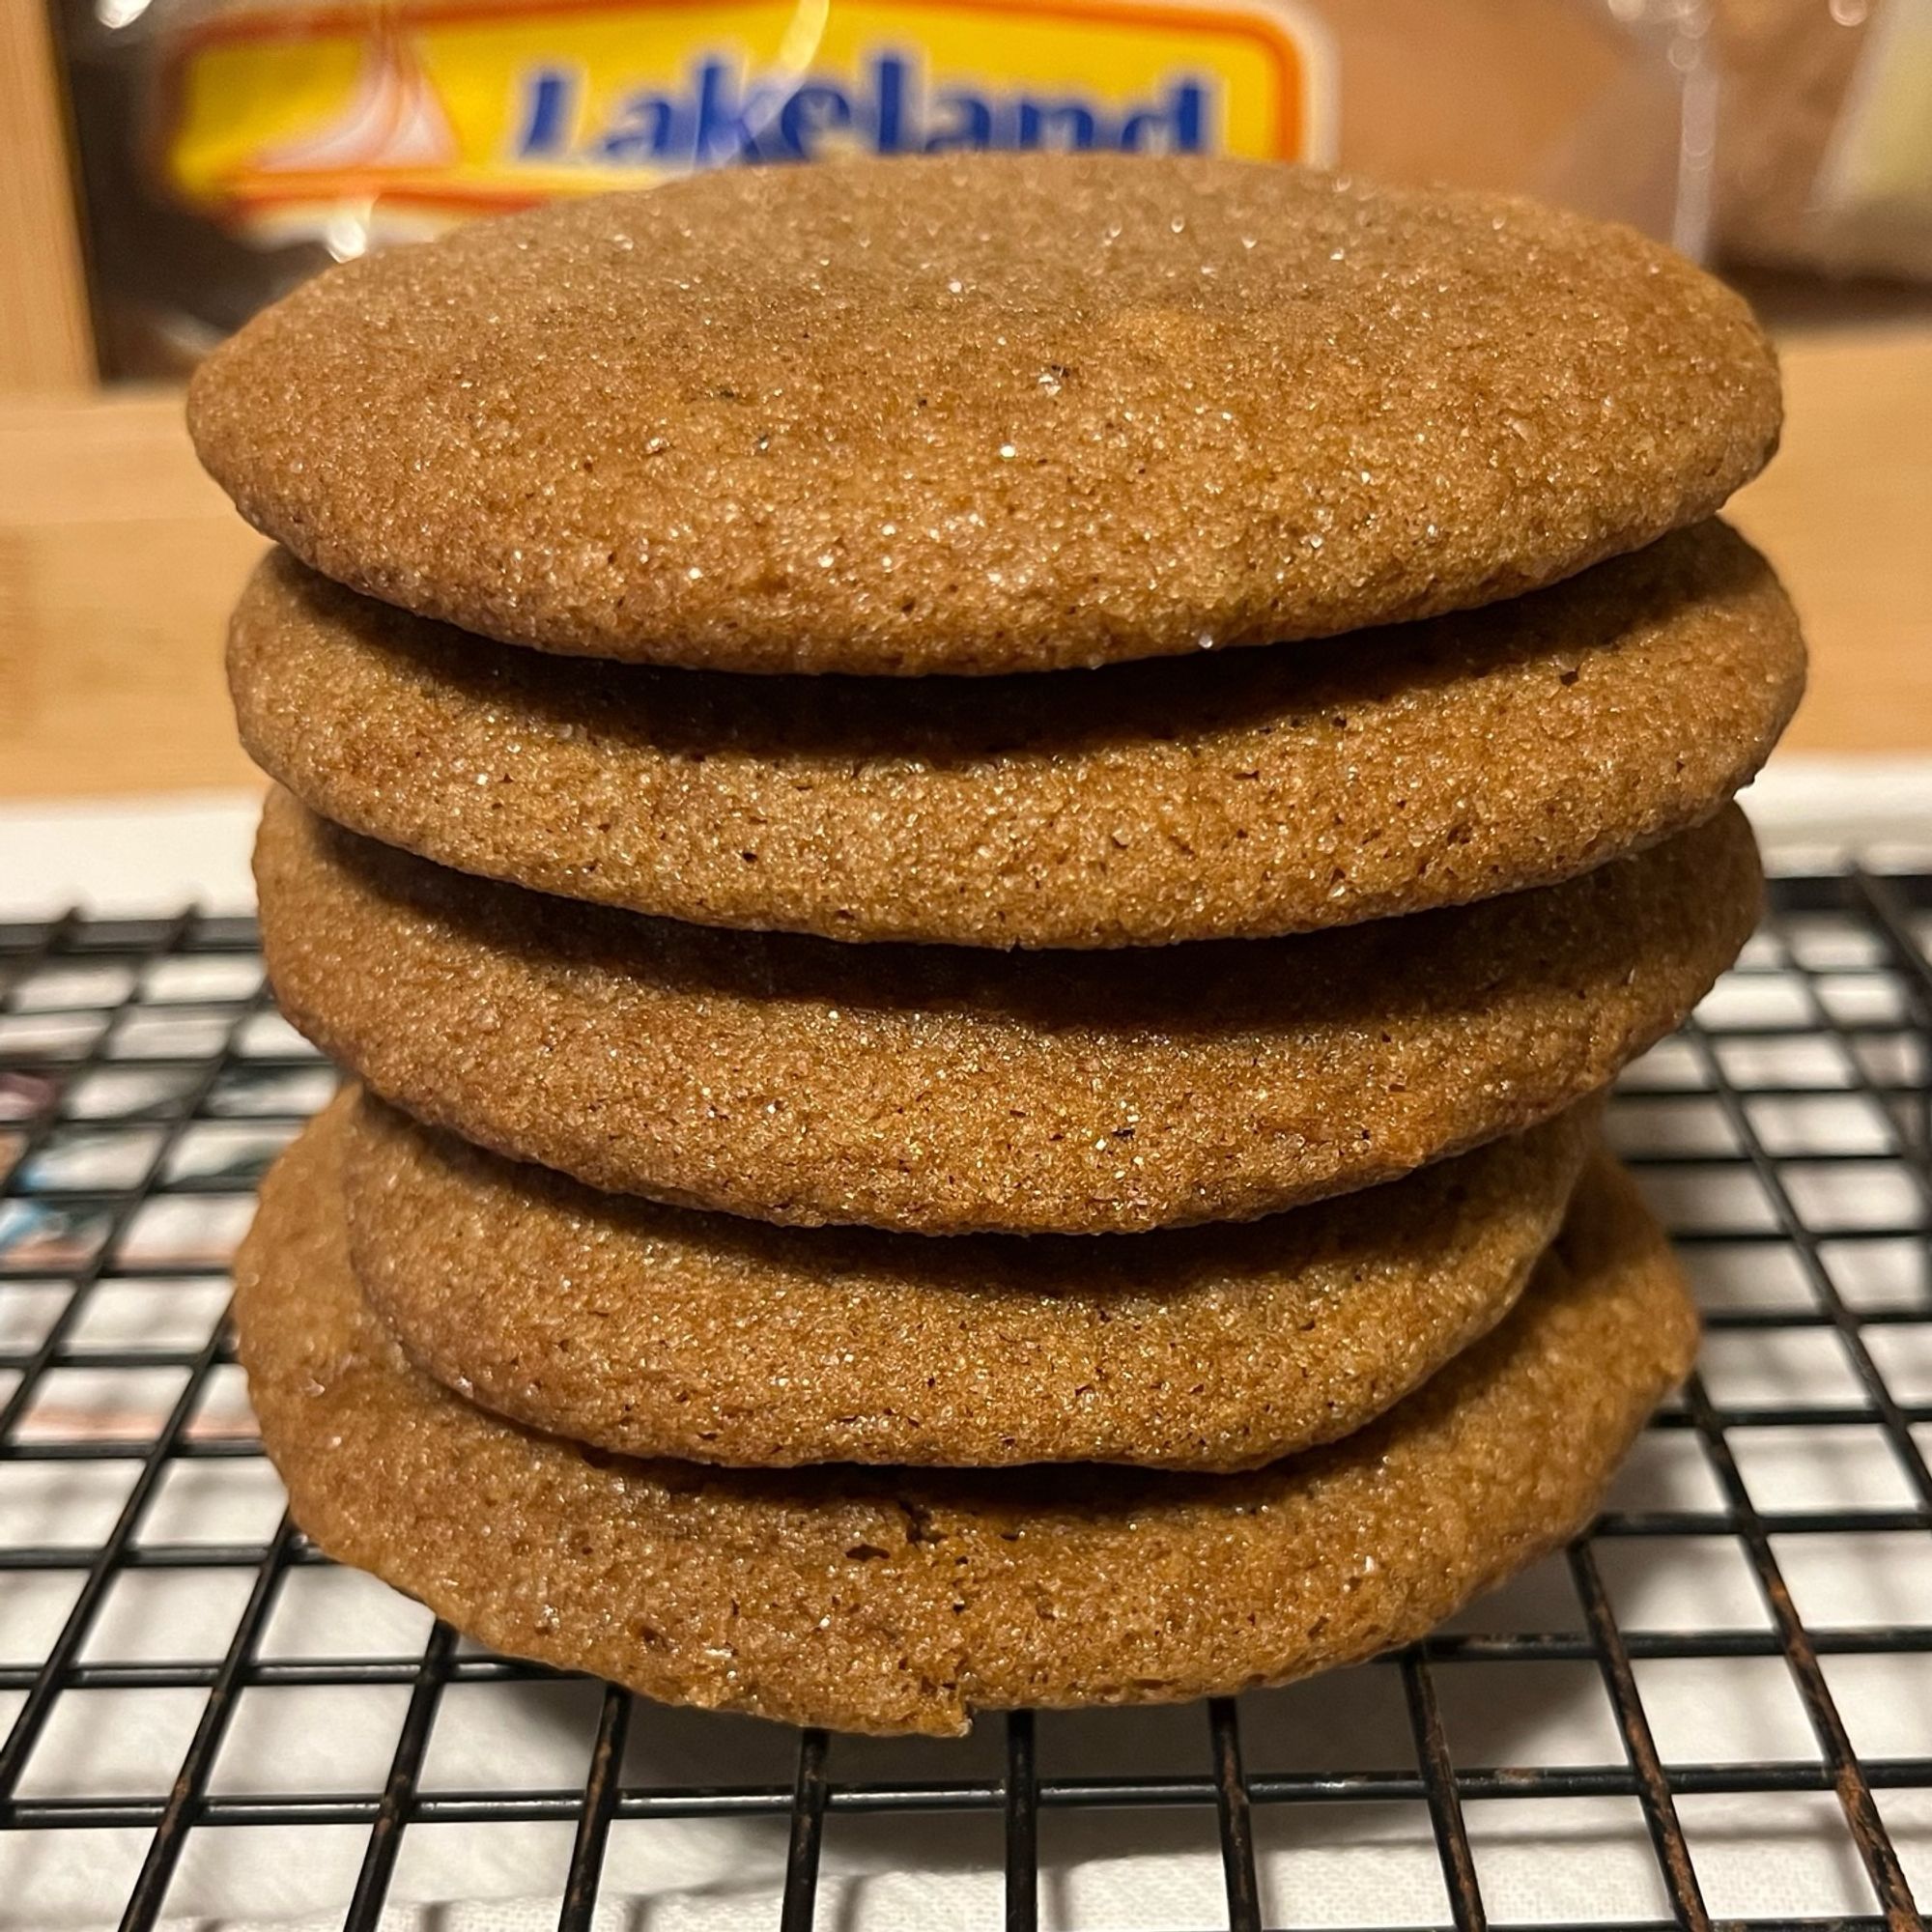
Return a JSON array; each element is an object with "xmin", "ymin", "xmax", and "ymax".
[
  {"xmin": 236, "ymin": 1113, "xmax": 1696, "ymax": 1734},
  {"xmin": 255, "ymin": 791, "xmax": 1758, "ymax": 1235},
  {"xmin": 232, "ymin": 525, "xmax": 1803, "ymax": 947},
  {"xmin": 190, "ymin": 156, "xmax": 1780, "ymax": 675},
  {"xmin": 343, "ymin": 1089, "xmax": 1594, "ymax": 1470}
]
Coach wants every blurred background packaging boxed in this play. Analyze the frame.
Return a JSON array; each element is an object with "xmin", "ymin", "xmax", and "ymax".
[
  {"xmin": 1, "ymin": 0, "xmax": 1928, "ymax": 794},
  {"xmin": 63, "ymin": 0, "xmax": 1707, "ymax": 377},
  {"xmin": 1716, "ymin": 0, "xmax": 1932, "ymax": 280},
  {"xmin": 30, "ymin": 0, "xmax": 1932, "ymax": 380}
]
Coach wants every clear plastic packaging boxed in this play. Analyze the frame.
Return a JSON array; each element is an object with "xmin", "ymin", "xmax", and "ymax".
[
  {"xmin": 52, "ymin": 0, "xmax": 1714, "ymax": 377},
  {"xmin": 1715, "ymin": 0, "xmax": 1932, "ymax": 280}
]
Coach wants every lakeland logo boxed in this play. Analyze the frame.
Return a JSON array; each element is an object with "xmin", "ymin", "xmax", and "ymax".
[
  {"xmin": 512, "ymin": 52, "xmax": 1214, "ymax": 167},
  {"xmin": 161, "ymin": 0, "xmax": 1322, "ymax": 235}
]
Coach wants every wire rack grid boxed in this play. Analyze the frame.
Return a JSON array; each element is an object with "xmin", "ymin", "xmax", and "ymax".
[{"xmin": 0, "ymin": 872, "xmax": 1929, "ymax": 1932}]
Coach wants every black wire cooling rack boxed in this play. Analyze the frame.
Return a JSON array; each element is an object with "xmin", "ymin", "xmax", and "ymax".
[{"xmin": 1, "ymin": 874, "xmax": 1929, "ymax": 1932}]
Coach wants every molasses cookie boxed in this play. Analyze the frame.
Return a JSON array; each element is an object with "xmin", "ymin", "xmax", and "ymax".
[
  {"xmin": 232, "ymin": 525, "xmax": 1803, "ymax": 947},
  {"xmin": 191, "ymin": 155, "xmax": 1779, "ymax": 676},
  {"xmin": 255, "ymin": 790, "xmax": 1758, "ymax": 1234},
  {"xmin": 342, "ymin": 1088, "xmax": 1596, "ymax": 1470}
]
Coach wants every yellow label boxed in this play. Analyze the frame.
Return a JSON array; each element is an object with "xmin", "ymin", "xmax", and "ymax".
[{"xmin": 160, "ymin": 0, "xmax": 1336, "ymax": 240}]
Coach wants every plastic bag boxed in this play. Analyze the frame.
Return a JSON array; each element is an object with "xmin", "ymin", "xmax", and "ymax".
[
  {"xmin": 52, "ymin": 0, "xmax": 1714, "ymax": 377},
  {"xmin": 1715, "ymin": 0, "xmax": 1932, "ymax": 279}
]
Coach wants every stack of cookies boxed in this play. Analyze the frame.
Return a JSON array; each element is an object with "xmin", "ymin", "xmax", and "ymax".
[{"xmin": 191, "ymin": 155, "xmax": 1804, "ymax": 1736}]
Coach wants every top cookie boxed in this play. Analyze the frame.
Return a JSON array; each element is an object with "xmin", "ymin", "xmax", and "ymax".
[{"xmin": 188, "ymin": 155, "xmax": 1780, "ymax": 676}]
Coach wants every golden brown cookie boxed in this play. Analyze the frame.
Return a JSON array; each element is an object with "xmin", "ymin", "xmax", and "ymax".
[
  {"xmin": 342, "ymin": 1088, "xmax": 1595, "ymax": 1471},
  {"xmin": 256, "ymin": 791, "xmax": 1758, "ymax": 1235},
  {"xmin": 189, "ymin": 156, "xmax": 1779, "ymax": 676},
  {"xmin": 236, "ymin": 1107, "xmax": 1696, "ymax": 1735},
  {"xmin": 232, "ymin": 526, "xmax": 1804, "ymax": 949}
]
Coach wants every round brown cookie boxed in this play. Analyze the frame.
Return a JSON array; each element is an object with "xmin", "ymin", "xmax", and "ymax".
[
  {"xmin": 255, "ymin": 790, "xmax": 1758, "ymax": 1235},
  {"xmin": 232, "ymin": 526, "xmax": 1804, "ymax": 949},
  {"xmin": 342, "ymin": 1088, "xmax": 1596, "ymax": 1471},
  {"xmin": 236, "ymin": 1106, "xmax": 1696, "ymax": 1735},
  {"xmin": 189, "ymin": 156, "xmax": 1779, "ymax": 677}
]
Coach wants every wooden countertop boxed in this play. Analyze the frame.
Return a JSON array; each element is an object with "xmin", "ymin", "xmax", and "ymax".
[{"xmin": 3, "ymin": 323, "xmax": 1930, "ymax": 798}]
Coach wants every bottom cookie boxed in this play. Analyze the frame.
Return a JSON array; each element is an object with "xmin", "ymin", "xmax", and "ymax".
[{"xmin": 235, "ymin": 1116, "xmax": 1697, "ymax": 1736}]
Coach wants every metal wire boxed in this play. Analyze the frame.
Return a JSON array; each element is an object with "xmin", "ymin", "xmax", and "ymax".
[{"xmin": 0, "ymin": 881, "xmax": 1928, "ymax": 1932}]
